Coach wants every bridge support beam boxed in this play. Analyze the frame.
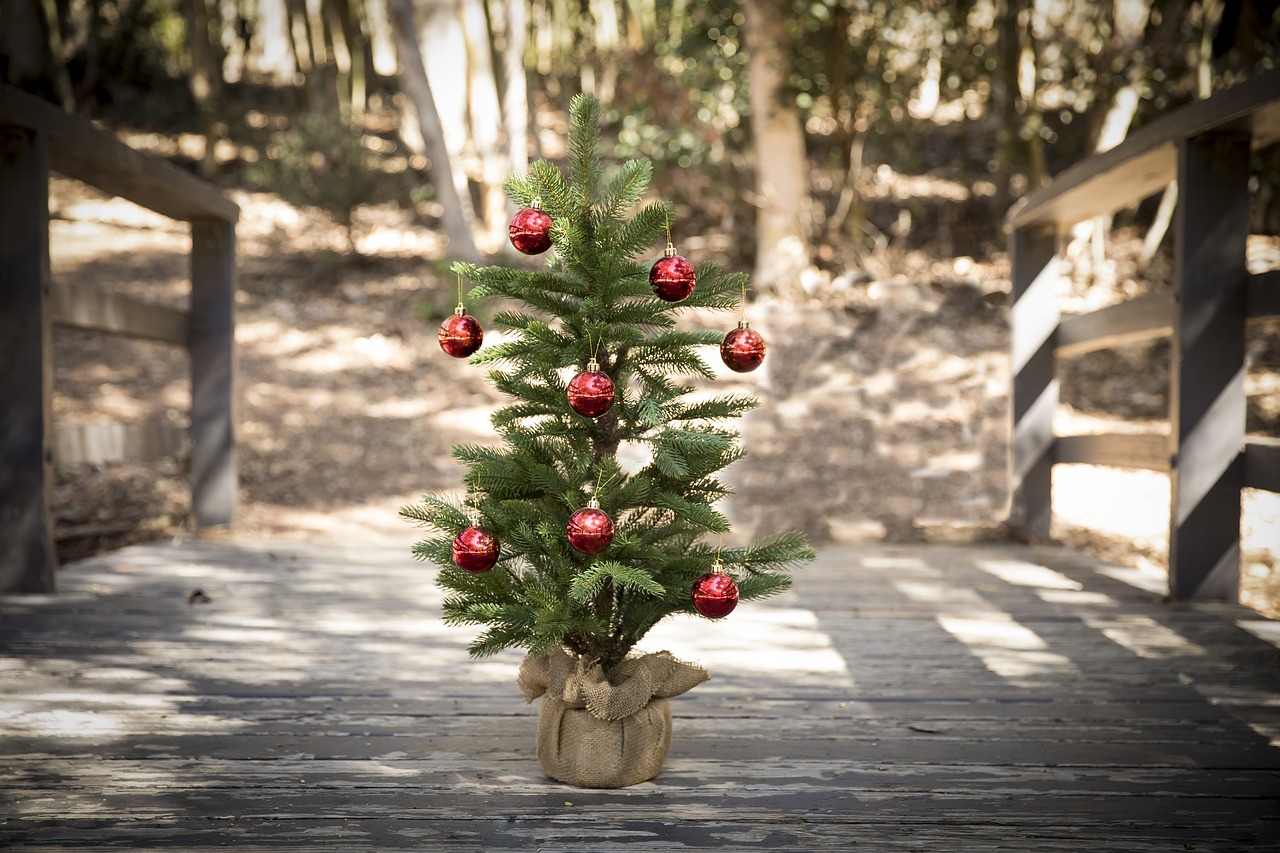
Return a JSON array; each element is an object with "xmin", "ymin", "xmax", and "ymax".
[
  {"xmin": 1009, "ymin": 225, "xmax": 1059, "ymax": 542},
  {"xmin": 1168, "ymin": 131, "xmax": 1250, "ymax": 601},
  {"xmin": 0, "ymin": 126, "xmax": 56, "ymax": 594}
]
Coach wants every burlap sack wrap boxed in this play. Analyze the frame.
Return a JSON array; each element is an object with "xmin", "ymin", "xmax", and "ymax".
[{"xmin": 518, "ymin": 646, "xmax": 709, "ymax": 788}]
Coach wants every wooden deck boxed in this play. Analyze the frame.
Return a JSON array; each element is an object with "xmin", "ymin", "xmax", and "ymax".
[{"xmin": 2, "ymin": 538, "xmax": 1279, "ymax": 851}]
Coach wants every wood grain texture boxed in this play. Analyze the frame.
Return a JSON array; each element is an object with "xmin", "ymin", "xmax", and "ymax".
[{"xmin": 2, "ymin": 540, "xmax": 1278, "ymax": 851}]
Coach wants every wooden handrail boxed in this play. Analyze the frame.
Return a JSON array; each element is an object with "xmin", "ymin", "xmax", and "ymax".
[
  {"xmin": 1008, "ymin": 72, "xmax": 1280, "ymax": 604},
  {"xmin": 0, "ymin": 87, "xmax": 238, "ymax": 223},
  {"xmin": 1007, "ymin": 67, "xmax": 1280, "ymax": 232},
  {"xmin": 0, "ymin": 86, "xmax": 238, "ymax": 595}
]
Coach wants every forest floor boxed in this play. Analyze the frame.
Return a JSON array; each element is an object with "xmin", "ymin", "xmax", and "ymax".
[{"xmin": 46, "ymin": 164, "xmax": 1280, "ymax": 617}]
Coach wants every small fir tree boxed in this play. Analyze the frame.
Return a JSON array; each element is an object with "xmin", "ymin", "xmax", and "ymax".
[{"xmin": 401, "ymin": 95, "xmax": 813, "ymax": 678}]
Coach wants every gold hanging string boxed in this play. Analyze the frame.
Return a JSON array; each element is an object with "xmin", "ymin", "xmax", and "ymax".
[
  {"xmin": 593, "ymin": 465, "xmax": 619, "ymax": 498},
  {"xmin": 740, "ymin": 278, "xmax": 748, "ymax": 321},
  {"xmin": 663, "ymin": 208, "xmax": 673, "ymax": 246},
  {"xmin": 587, "ymin": 327, "xmax": 602, "ymax": 364},
  {"xmin": 456, "ymin": 272, "xmax": 465, "ymax": 312}
]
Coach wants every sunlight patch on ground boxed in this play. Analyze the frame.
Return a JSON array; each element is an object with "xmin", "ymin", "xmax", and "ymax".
[
  {"xmin": 1095, "ymin": 562, "xmax": 1169, "ymax": 596},
  {"xmin": 642, "ymin": 603, "xmax": 855, "ymax": 689},
  {"xmin": 894, "ymin": 579, "xmax": 994, "ymax": 612},
  {"xmin": 1238, "ymin": 620, "xmax": 1280, "ymax": 651},
  {"xmin": 1080, "ymin": 615, "xmax": 1208, "ymax": 659},
  {"xmin": 937, "ymin": 614, "xmax": 1081, "ymax": 680},
  {"xmin": 1037, "ymin": 589, "xmax": 1119, "ymax": 606},
  {"xmin": 974, "ymin": 559, "xmax": 1083, "ymax": 591}
]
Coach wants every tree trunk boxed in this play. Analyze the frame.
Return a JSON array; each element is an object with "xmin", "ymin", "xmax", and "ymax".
[
  {"xmin": 994, "ymin": 0, "xmax": 1020, "ymax": 213},
  {"xmin": 496, "ymin": 0, "xmax": 529, "ymax": 177},
  {"xmin": 417, "ymin": 0, "xmax": 470, "ymax": 166},
  {"xmin": 388, "ymin": 0, "xmax": 481, "ymax": 263},
  {"xmin": 461, "ymin": 0, "xmax": 507, "ymax": 248},
  {"xmin": 184, "ymin": 0, "xmax": 223, "ymax": 179},
  {"xmin": 0, "ymin": 0, "xmax": 58, "ymax": 100},
  {"xmin": 246, "ymin": 0, "xmax": 297, "ymax": 85},
  {"xmin": 742, "ymin": 0, "xmax": 811, "ymax": 296}
]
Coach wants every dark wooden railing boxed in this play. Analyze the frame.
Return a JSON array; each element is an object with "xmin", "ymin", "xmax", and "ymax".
[
  {"xmin": 1007, "ymin": 68, "xmax": 1280, "ymax": 602},
  {"xmin": 0, "ymin": 86, "xmax": 238, "ymax": 594}
]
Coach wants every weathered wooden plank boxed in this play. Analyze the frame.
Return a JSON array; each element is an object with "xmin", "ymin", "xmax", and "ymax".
[
  {"xmin": 1168, "ymin": 131, "xmax": 1251, "ymax": 601},
  {"xmin": 1053, "ymin": 432, "xmax": 1170, "ymax": 471},
  {"xmin": 1006, "ymin": 67, "xmax": 1280, "ymax": 231},
  {"xmin": 0, "ymin": 85, "xmax": 238, "ymax": 223},
  {"xmin": 7, "ymin": 757, "xmax": 1277, "ymax": 798},
  {"xmin": 189, "ymin": 218, "xmax": 237, "ymax": 527},
  {"xmin": 2, "ymin": 818, "xmax": 1266, "ymax": 853},
  {"xmin": 0, "ymin": 123, "xmax": 56, "ymax": 594},
  {"xmin": 1055, "ymin": 293, "xmax": 1174, "ymax": 358},
  {"xmin": 52, "ymin": 419, "xmax": 188, "ymax": 466},
  {"xmin": 1245, "ymin": 438, "xmax": 1280, "ymax": 494},
  {"xmin": 48, "ymin": 279, "xmax": 188, "ymax": 344}
]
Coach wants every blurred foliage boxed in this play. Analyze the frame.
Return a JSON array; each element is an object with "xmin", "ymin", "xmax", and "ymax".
[
  {"xmin": 245, "ymin": 113, "xmax": 402, "ymax": 253},
  {"xmin": 10, "ymin": 0, "xmax": 1277, "ymax": 253},
  {"xmin": 55, "ymin": 0, "xmax": 193, "ymax": 120}
]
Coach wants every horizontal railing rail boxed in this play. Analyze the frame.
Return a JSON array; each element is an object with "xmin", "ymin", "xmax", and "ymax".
[
  {"xmin": 1007, "ymin": 67, "xmax": 1280, "ymax": 602},
  {"xmin": 0, "ymin": 85, "xmax": 238, "ymax": 594}
]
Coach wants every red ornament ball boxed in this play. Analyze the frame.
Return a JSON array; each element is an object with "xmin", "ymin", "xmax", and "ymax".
[
  {"xmin": 567, "ymin": 504, "xmax": 615, "ymax": 554},
  {"xmin": 439, "ymin": 310, "xmax": 484, "ymax": 358},
  {"xmin": 509, "ymin": 206, "xmax": 553, "ymax": 255},
  {"xmin": 692, "ymin": 570, "xmax": 739, "ymax": 619},
  {"xmin": 650, "ymin": 249, "xmax": 696, "ymax": 302},
  {"xmin": 567, "ymin": 361, "xmax": 615, "ymax": 418},
  {"xmin": 720, "ymin": 321, "xmax": 766, "ymax": 373},
  {"xmin": 452, "ymin": 525, "xmax": 499, "ymax": 573}
]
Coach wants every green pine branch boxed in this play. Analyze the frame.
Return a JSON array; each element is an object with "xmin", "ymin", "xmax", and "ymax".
[{"xmin": 403, "ymin": 93, "xmax": 813, "ymax": 677}]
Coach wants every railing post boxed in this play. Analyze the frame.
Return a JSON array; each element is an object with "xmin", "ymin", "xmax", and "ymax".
[
  {"xmin": 1168, "ymin": 132, "xmax": 1250, "ymax": 601},
  {"xmin": 0, "ymin": 126, "xmax": 56, "ymax": 593},
  {"xmin": 1009, "ymin": 224, "xmax": 1060, "ymax": 541},
  {"xmin": 190, "ymin": 218, "xmax": 237, "ymax": 528}
]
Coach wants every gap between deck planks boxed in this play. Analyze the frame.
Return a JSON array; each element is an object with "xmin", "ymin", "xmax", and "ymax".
[{"xmin": 1, "ymin": 538, "xmax": 1279, "ymax": 851}]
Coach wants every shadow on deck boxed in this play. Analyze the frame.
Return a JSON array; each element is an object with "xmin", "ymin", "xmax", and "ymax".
[{"xmin": 2, "ymin": 539, "xmax": 1279, "ymax": 851}]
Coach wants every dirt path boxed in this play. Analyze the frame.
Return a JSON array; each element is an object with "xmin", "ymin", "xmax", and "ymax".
[{"xmin": 46, "ymin": 177, "xmax": 1280, "ymax": 615}]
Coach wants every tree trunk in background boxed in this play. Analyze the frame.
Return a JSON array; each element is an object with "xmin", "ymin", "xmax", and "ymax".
[
  {"xmin": 184, "ymin": 0, "xmax": 224, "ymax": 179},
  {"xmin": 742, "ymin": 0, "xmax": 811, "ymax": 297},
  {"xmin": 461, "ymin": 0, "xmax": 506, "ymax": 248},
  {"xmin": 417, "ymin": 0, "xmax": 469, "ymax": 168},
  {"xmin": 0, "ymin": 0, "xmax": 58, "ymax": 99},
  {"xmin": 495, "ymin": 0, "xmax": 529, "ymax": 177},
  {"xmin": 994, "ymin": 0, "xmax": 1020, "ymax": 213},
  {"xmin": 331, "ymin": 0, "xmax": 369, "ymax": 119},
  {"xmin": 388, "ymin": 0, "xmax": 480, "ymax": 263},
  {"xmin": 247, "ymin": 0, "xmax": 298, "ymax": 85}
]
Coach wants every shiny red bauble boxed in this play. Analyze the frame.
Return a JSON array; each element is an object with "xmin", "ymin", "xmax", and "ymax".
[
  {"xmin": 720, "ymin": 320, "xmax": 766, "ymax": 373},
  {"xmin": 509, "ymin": 205, "xmax": 553, "ymax": 255},
  {"xmin": 649, "ymin": 246, "xmax": 696, "ymax": 302},
  {"xmin": 566, "ymin": 359, "xmax": 615, "ymax": 418},
  {"xmin": 439, "ymin": 308, "xmax": 484, "ymax": 358},
  {"xmin": 692, "ymin": 570, "xmax": 739, "ymax": 618},
  {"xmin": 452, "ymin": 525, "xmax": 499, "ymax": 573},
  {"xmin": 566, "ymin": 502, "xmax": 615, "ymax": 554}
]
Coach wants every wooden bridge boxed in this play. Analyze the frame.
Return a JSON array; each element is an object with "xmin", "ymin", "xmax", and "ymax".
[
  {"xmin": 2, "ymin": 538, "xmax": 1279, "ymax": 850},
  {"xmin": 3, "ymin": 68, "xmax": 1280, "ymax": 851}
]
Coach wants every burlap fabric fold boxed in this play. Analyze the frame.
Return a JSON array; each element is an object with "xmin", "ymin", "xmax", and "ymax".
[{"xmin": 518, "ymin": 646, "xmax": 708, "ymax": 788}]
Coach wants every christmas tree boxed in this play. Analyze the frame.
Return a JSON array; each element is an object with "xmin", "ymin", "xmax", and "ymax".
[{"xmin": 401, "ymin": 94, "xmax": 814, "ymax": 680}]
